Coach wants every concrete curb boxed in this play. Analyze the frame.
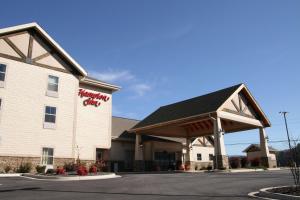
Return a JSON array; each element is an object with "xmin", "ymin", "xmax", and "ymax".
[
  {"xmin": 22, "ymin": 173, "xmax": 121, "ymax": 181},
  {"xmin": 0, "ymin": 173, "xmax": 22, "ymax": 177},
  {"xmin": 248, "ymin": 186, "xmax": 300, "ymax": 200}
]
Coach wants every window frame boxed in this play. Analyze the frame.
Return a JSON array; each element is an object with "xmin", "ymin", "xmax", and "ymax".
[
  {"xmin": 197, "ymin": 153, "xmax": 202, "ymax": 161},
  {"xmin": 0, "ymin": 63, "xmax": 8, "ymax": 88},
  {"xmin": 209, "ymin": 154, "xmax": 214, "ymax": 161},
  {"xmin": 46, "ymin": 75, "xmax": 59, "ymax": 98},
  {"xmin": 41, "ymin": 147, "xmax": 54, "ymax": 166},
  {"xmin": 43, "ymin": 105, "xmax": 57, "ymax": 129}
]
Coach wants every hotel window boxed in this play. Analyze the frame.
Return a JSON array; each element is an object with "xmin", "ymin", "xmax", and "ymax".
[
  {"xmin": 197, "ymin": 153, "xmax": 202, "ymax": 161},
  {"xmin": 41, "ymin": 148, "xmax": 54, "ymax": 165},
  {"xmin": 0, "ymin": 64, "xmax": 7, "ymax": 87},
  {"xmin": 209, "ymin": 154, "xmax": 214, "ymax": 161},
  {"xmin": 46, "ymin": 75, "xmax": 59, "ymax": 97},
  {"xmin": 44, "ymin": 106, "xmax": 56, "ymax": 129}
]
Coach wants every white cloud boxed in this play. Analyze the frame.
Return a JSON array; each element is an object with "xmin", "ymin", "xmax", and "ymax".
[
  {"xmin": 130, "ymin": 83, "xmax": 152, "ymax": 97},
  {"xmin": 89, "ymin": 69, "xmax": 135, "ymax": 83}
]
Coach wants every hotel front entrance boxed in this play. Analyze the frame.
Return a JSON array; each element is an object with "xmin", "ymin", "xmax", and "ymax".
[{"xmin": 131, "ymin": 84, "xmax": 274, "ymax": 170}]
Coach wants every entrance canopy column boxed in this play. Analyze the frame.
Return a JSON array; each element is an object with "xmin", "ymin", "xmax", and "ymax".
[
  {"xmin": 259, "ymin": 128, "xmax": 271, "ymax": 167},
  {"xmin": 213, "ymin": 115, "xmax": 229, "ymax": 169},
  {"xmin": 185, "ymin": 137, "xmax": 191, "ymax": 170},
  {"xmin": 134, "ymin": 134, "xmax": 144, "ymax": 171}
]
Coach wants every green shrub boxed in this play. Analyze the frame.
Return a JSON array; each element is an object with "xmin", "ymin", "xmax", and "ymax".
[
  {"xmin": 229, "ymin": 157, "xmax": 241, "ymax": 169},
  {"xmin": 17, "ymin": 162, "xmax": 32, "ymax": 173},
  {"xmin": 4, "ymin": 165, "xmax": 11, "ymax": 173},
  {"xmin": 46, "ymin": 169, "xmax": 55, "ymax": 174},
  {"xmin": 63, "ymin": 162, "xmax": 77, "ymax": 172},
  {"xmin": 35, "ymin": 165, "xmax": 46, "ymax": 174}
]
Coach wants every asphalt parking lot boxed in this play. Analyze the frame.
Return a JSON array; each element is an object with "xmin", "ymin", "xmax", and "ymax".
[{"xmin": 0, "ymin": 169, "xmax": 292, "ymax": 200}]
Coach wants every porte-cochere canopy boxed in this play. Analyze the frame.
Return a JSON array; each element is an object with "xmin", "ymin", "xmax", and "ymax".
[
  {"xmin": 131, "ymin": 83, "xmax": 270, "ymax": 138},
  {"xmin": 131, "ymin": 84, "xmax": 273, "ymax": 169}
]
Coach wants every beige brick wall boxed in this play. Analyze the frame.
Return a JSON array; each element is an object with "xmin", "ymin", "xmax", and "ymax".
[
  {"xmin": 0, "ymin": 56, "xmax": 113, "ymax": 166},
  {"xmin": 75, "ymin": 84, "xmax": 112, "ymax": 161},
  {"xmin": 0, "ymin": 57, "xmax": 77, "ymax": 159},
  {"xmin": 190, "ymin": 145, "xmax": 214, "ymax": 162}
]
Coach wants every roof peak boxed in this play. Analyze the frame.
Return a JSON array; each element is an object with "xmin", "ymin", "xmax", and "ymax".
[{"xmin": 160, "ymin": 83, "xmax": 244, "ymax": 109}]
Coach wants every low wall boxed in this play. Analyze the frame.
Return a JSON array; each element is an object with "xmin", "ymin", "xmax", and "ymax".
[{"xmin": 0, "ymin": 156, "xmax": 87, "ymax": 173}]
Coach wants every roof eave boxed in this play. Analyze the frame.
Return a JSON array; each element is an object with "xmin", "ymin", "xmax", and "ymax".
[
  {"xmin": 80, "ymin": 77, "xmax": 121, "ymax": 92},
  {"xmin": 130, "ymin": 111, "xmax": 216, "ymax": 133}
]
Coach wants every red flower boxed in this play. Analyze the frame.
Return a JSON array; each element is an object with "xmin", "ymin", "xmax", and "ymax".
[
  {"xmin": 89, "ymin": 165, "xmax": 97, "ymax": 174},
  {"xmin": 56, "ymin": 167, "xmax": 65, "ymax": 175},
  {"xmin": 77, "ymin": 166, "xmax": 88, "ymax": 176}
]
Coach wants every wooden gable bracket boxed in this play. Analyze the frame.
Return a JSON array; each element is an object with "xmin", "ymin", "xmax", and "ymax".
[
  {"xmin": 0, "ymin": 30, "xmax": 75, "ymax": 75},
  {"xmin": 3, "ymin": 37, "xmax": 26, "ymax": 59}
]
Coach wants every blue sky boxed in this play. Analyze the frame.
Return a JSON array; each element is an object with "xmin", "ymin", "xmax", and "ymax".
[{"xmin": 1, "ymin": 0, "xmax": 300, "ymax": 155}]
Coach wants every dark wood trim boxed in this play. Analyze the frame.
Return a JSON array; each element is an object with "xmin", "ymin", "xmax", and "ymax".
[
  {"xmin": 3, "ymin": 37, "xmax": 26, "ymax": 59},
  {"xmin": 0, "ymin": 54, "xmax": 71, "ymax": 75},
  {"xmin": 203, "ymin": 121, "xmax": 211, "ymax": 129},
  {"xmin": 27, "ymin": 35, "xmax": 34, "ymax": 59},
  {"xmin": 197, "ymin": 122, "xmax": 205, "ymax": 130},
  {"xmin": 231, "ymin": 99, "xmax": 240, "ymax": 112},
  {"xmin": 0, "ymin": 53, "xmax": 24, "ymax": 62},
  {"xmin": 32, "ymin": 61, "xmax": 71, "ymax": 74},
  {"xmin": 238, "ymin": 95, "xmax": 243, "ymax": 112},
  {"xmin": 32, "ymin": 52, "xmax": 50, "ymax": 62},
  {"xmin": 198, "ymin": 137, "xmax": 205, "ymax": 146},
  {"xmin": 222, "ymin": 108, "xmax": 256, "ymax": 119},
  {"xmin": 0, "ymin": 31, "xmax": 28, "ymax": 39}
]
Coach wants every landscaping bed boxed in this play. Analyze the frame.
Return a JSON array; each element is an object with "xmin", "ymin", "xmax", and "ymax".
[{"xmin": 269, "ymin": 186, "xmax": 300, "ymax": 196}]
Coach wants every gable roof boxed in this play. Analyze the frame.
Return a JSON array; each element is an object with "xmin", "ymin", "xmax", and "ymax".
[
  {"xmin": 243, "ymin": 144, "xmax": 278, "ymax": 153},
  {"xmin": 0, "ymin": 22, "xmax": 87, "ymax": 76},
  {"xmin": 132, "ymin": 84, "xmax": 243, "ymax": 130},
  {"xmin": 0, "ymin": 22, "xmax": 120, "ymax": 91}
]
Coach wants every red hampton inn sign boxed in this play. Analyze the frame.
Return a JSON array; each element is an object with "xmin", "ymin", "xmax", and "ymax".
[{"xmin": 78, "ymin": 89, "xmax": 110, "ymax": 107}]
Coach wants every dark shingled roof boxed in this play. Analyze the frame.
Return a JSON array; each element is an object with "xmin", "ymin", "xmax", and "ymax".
[
  {"xmin": 133, "ymin": 84, "xmax": 243, "ymax": 129},
  {"xmin": 112, "ymin": 116, "xmax": 186, "ymax": 143},
  {"xmin": 243, "ymin": 144, "xmax": 278, "ymax": 152}
]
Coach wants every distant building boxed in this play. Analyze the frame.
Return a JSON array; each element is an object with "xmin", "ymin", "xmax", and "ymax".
[
  {"xmin": 109, "ymin": 116, "xmax": 214, "ymax": 172},
  {"xmin": 243, "ymin": 144, "xmax": 278, "ymax": 168}
]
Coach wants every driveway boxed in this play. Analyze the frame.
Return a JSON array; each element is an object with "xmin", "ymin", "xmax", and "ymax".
[{"xmin": 0, "ymin": 170, "xmax": 292, "ymax": 200}]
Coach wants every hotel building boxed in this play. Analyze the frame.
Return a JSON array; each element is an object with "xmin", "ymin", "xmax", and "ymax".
[{"xmin": 0, "ymin": 23, "xmax": 119, "ymax": 171}]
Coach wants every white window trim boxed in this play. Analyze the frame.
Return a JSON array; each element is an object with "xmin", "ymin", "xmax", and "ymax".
[
  {"xmin": 0, "ymin": 62, "xmax": 8, "ymax": 88},
  {"xmin": 40, "ymin": 147, "xmax": 55, "ymax": 167},
  {"xmin": 46, "ymin": 74, "xmax": 59, "ymax": 98},
  {"xmin": 43, "ymin": 105, "xmax": 57, "ymax": 130}
]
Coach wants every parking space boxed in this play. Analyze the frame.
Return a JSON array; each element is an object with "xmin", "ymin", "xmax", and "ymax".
[{"xmin": 0, "ymin": 170, "xmax": 292, "ymax": 200}]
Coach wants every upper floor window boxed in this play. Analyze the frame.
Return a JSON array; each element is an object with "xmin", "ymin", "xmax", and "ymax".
[
  {"xmin": 0, "ymin": 64, "xmax": 7, "ymax": 87},
  {"xmin": 197, "ymin": 153, "xmax": 202, "ymax": 161},
  {"xmin": 48, "ymin": 75, "xmax": 59, "ymax": 92},
  {"xmin": 45, "ymin": 106, "xmax": 56, "ymax": 123},
  {"xmin": 46, "ymin": 75, "xmax": 59, "ymax": 97},
  {"xmin": 44, "ymin": 106, "xmax": 57, "ymax": 129}
]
